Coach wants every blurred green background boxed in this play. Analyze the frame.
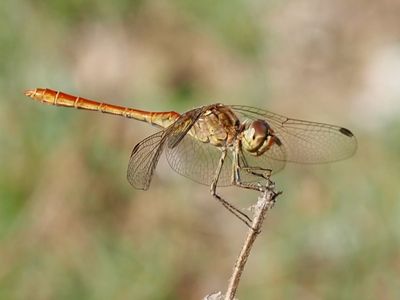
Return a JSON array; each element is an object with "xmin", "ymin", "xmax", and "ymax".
[{"xmin": 1, "ymin": 0, "xmax": 400, "ymax": 299}]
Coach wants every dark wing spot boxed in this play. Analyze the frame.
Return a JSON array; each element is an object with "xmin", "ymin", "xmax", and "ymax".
[
  {"xmin": 339, "ymin": 127, "xmax": 354, "ymax": 137},
  {"xmin": 130, "ymin": 142, "xmax": 141, "ymax": 157},
  {"xmin": 274, "ymin": 136, "xmax": 283, "ymax": 146}
]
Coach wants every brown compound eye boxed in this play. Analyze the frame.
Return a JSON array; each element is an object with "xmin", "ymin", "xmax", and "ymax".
[
  {"xmin": 242, "ymin": 120, "xmax": 270, "ymax": 154},
  {"xmin": 252, "ymin": 120, "xmax": 269, "ymax": 137}
]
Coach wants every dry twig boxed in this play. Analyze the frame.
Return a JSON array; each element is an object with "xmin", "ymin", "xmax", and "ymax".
[{"xmin": 204, "ymin": 178, "xmax": 281, "ymax": 300}]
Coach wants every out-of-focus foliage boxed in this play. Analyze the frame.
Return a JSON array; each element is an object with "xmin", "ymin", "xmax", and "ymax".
[{"xmin": 1, "ymin": 0, "xmax": 400, "ymax": 299}]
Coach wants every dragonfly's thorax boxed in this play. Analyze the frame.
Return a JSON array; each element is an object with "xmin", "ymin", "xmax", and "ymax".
[
  {"xmin": 190, "ymin": 104, "xmax": 240, "ymax": 147},
  {"xmin": 241, "ymin": 119, "xmax": 281, "ymax": 156}
]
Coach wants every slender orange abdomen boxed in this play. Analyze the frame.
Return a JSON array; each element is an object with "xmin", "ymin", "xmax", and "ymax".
[{"xmin": 24, "ymin": 88, "xmax": 180, "ymax": 128}]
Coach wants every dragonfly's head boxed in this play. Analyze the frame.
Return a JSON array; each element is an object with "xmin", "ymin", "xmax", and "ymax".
[{"xmin": 242, "ymin": 120, "xmax": 281, "ymax": 156}]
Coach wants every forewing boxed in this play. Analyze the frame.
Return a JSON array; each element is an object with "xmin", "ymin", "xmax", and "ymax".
[
  {"xmin": 127, "ymin": 131, "xmax": 167, "ymax": 190},
  {"xmin": 165, "ymin": 134, "xmax": 233, "ymax": 187},
  {"xmin": 231, "ymin": 105, "xmax": 357, "ymax": 163}
]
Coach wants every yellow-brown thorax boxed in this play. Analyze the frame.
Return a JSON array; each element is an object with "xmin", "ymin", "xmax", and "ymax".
[{"xmin": 189, "ymin": 104, "xmax": 240, "ymax": 148}]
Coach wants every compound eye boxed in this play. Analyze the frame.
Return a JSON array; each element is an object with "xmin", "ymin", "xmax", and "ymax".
[
  {"xmin": 251, "ymin": 120, "xmax": 268, "ymax": 139},
  {"xmin": 242, "ymin": 120, "xmax": 270, "ymax": 153}
]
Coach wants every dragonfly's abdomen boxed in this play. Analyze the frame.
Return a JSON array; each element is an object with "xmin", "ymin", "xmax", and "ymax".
[
  {"xmin": 25, "ymin": 88, "xmax": 180, "ymax": 128},
  {"xmin": 190, "ymin": 104, "xmax": 239, "ymax": 147}
]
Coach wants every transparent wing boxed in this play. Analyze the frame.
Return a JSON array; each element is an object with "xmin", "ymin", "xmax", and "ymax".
[
  {"xmin": 127, "ymin": 106, "xmax": 208, "ymax": 190},
  {"xmin": 231, "ymin": 105, "xmax": 357, "ymax": 163},
  {"xmin": 165, "ymin": 133, "xmax": 233, "ymax": 187},
  {"xmin": 238, "ymin": 142, "xmax": 287, "ymax": 180},
  {"xmin": 165, "ymin": 132, "xmax": 287, "ymax": 187},
  {"xmin": 127, "ymin": 131, "xmax": 167, "ymax": 190}
]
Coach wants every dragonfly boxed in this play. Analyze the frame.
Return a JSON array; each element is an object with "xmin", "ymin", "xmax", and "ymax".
[{"xmin": 25, "ymin": 88, "xmax": 357, "ymax": 227}]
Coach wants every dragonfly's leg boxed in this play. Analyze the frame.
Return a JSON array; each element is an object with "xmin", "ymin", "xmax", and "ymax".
[
  {"xmin": 231, "ymin": 151, "xmax": 267, "ymax": 192},
  {"xmin": 233, "ymin": 175, "xmax": 265, "ymax": 192},
  {"xmin": 210, "ymin": 150, "xmax": 253, "ymax": 228},
  {"xmin": 241, "ymin": 166, "xmax": 272, "ymax": 180}
]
